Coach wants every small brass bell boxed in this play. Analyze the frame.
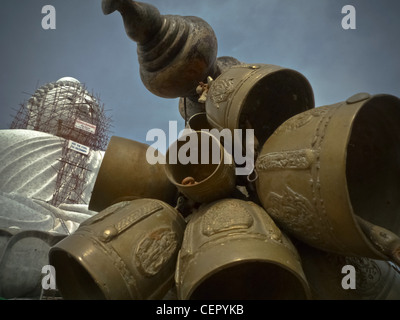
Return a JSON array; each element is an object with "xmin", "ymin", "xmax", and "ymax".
[{"xmin": 164, "ymin": 130, "xmax": 236, "ymax": 204}]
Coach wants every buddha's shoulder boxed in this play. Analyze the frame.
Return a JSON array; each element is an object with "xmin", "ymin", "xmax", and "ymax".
[{"xmin": 0, "ymin": 129, "xmax": 62, "ymax": 149}]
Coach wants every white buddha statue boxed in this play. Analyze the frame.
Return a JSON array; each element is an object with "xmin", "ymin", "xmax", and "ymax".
[{"xmin": 0, "ymin": 77, "xmax": 109, "ymax": 299}]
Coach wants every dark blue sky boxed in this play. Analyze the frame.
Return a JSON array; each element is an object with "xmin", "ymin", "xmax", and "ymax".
[{"xmin": 1, "ymin": 0, "xmax": 400, "ymax": 150}]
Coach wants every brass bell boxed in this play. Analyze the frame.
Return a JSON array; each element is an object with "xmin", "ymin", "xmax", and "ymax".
[
  {"xmin": 164, "ymin": 130, "xmax": 236, "ymax": 204},
  {"xmin": 175, "ymin": 198, "xmax": 311, "ymax": 300},
  {"xmin": 255, "ymin": 93, "xmax": 400, "ymax": 263},
  {"xmin": 89, "ymin": 136, "xmax": 177, "ymax": 212},
  {"xmin": 205, "ymin": 63, "xmax": 315, "ymax": 149},
  {"xmin": 49, "ymin": 198, "xmax": 186, "ymax": 299}
]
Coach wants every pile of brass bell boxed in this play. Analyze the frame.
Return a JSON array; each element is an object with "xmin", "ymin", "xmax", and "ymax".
[{"xmin": 49, "ymin": 0, "xmax": 400, "ymax": 300}]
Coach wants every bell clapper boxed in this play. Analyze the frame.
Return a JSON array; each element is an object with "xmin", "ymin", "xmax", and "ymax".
[
  {"xmin": 181, "ymin": 176, "xmax": 198, "ymax": 186},
  {"xmin": 356, "ymin": 215, "xmax": 400, "ymax": 267}
]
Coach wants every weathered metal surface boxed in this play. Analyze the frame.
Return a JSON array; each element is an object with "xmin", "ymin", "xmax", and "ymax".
[
  {"xmin": 89, "ymin": 136, "xmax": 177, "ymax": 212},
  {"xmin": 102, "ymin": 0, "xmax": 218, "ymax": 98},
  {"xmin": 205, "ymin": 63, "xmax": 315, "ymax": 149},
  {"xmin": 49, "ymin": 198, "xmax": 186, "ymax": 300},
  {"xmin": 255, "ymin": 94, "xmax": 400, "ymax": 261},
  {"xmin": 164, "ymin": 130, "xmax": 236, "ymax": 204},
  {"xmin": 175, "ymin": 198, "xmax": 311, "ymax": 300},
  {"xmin": 39, "ymin": 1, "xmax": 400, "ymax": 300}
]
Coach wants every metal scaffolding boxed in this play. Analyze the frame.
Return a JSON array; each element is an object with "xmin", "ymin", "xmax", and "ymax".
[{"xmin": 10, "ymin": 79, "xmax": 112, "ymax": 207}]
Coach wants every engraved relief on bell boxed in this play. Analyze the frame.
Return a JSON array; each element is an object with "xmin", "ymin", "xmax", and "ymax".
[
  {"xmin": 205, "ymin": 63, "xmax": 315, "ymax": 151},
  {"xmin": 178, "ymin": 56, "xmax": 245, "ymax": 121},
  {"xmin": 255, "ymin": 93, "xmax": 400, "ymax": 265},
  {"xmin": 81, "ymin": 1, "xmax": 400, "ymax": 300},
  {"xmin": 102, "ymin": 0, "xmax": 219, "ymax": 99},
  {"xmin": 175, "ymin": 198, "xmax": 311, "ymax": 300}
]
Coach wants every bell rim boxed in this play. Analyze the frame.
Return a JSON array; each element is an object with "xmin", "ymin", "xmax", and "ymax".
[{"xmin": 176, "ymin": 233, "xmax": 311, "ymax": 300}]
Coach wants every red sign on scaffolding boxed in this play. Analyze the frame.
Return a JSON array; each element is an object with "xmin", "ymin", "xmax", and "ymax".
[{"xmin": 75, "ymin": 119, "xmax": 96, "ymax": 134}]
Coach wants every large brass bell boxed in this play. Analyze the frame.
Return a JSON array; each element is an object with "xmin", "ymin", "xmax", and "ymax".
[
  {"xmin": 255, "ymin": 93, "xmax": 400, "ymax": 263},
  {"xmin": 49, "ymin": 198, "xmax": 186, "ymax": 299},
  {"xmin": 89, "ymin": 136, "xmax": 177, "ymax": 212},
  {"xmin": 175, "ymin": 198, "xmax": 311, "ymax": 300},
  {"xmin": 205, "ymin": 63, "xmax": 315, "ymax": 149}
]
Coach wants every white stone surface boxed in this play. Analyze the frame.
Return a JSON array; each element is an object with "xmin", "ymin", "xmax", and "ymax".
[{"xmin": 0, "ymin": 129, "xmax": 104, "ymax": 234}]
